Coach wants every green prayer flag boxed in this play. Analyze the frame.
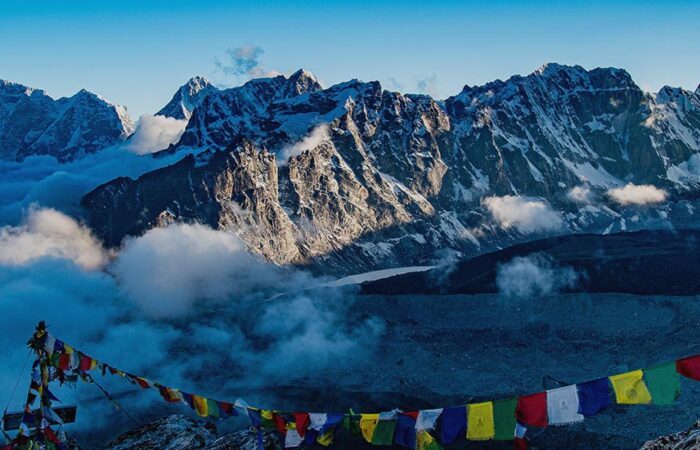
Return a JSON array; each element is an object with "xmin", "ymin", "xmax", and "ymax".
[
  {"xmin": 645, "ymin": 363, "xmax": 681, "ymax": 405},
  {"xmin": 342, "ymin": 411, "xmax": 361, "ymax": 436},
  {"xmin": 207, "ymin": 399, "xmax": 220, "ymax": 418},
  {"xmin": 371, "ymin": 419, "xmax": 397, "ymax": 445},
  {"xmin": 493, "ymin": 398, "xmax": 518, "ymax": 440}
]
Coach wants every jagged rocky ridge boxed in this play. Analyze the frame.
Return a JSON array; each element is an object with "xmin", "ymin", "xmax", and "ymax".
[
  {"xmin": 0, "ymin": 79, "xmax": 133, "ymax": 161},
  {"xmin": 82, "ymin": 65, "xmax": 700, "ymax": 273}
]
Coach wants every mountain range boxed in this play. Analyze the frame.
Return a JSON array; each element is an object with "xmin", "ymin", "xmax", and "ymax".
[
  {"xmin": 3, "ymin": 65, "xmax": 700, "ymax": 273},
  {"xmin": 0, "ymin": 80, "xmax": 133, "ymax": 161}
]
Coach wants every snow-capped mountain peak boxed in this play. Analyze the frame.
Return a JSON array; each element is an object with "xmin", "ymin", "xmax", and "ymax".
[
  {"xmin": 156, "ymin": 76, "xmax": 215, "ymax": 120},
  {"xmin": 0, "ymin": 79, "xmax": 133, "ymax": 161}
]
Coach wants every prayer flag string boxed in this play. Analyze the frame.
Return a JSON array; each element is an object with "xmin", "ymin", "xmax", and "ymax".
[{"xmin": 6, "ymin": 322, "xmax": 700, "ymax": 450}]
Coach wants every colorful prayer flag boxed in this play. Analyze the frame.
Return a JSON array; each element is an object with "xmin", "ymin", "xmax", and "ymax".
[
  {"xmin": 317, "ymin": 413, "xmax": 343, "ymax": 447},
  {"xmin": 438, "ymin": 406, "xmax": 466, "ymax": 444},
  {"xmin": 284, "ymin": 429, "xmax": 303, "ymax": 448},
  {"xmin": 644, "ymin": 363, "xmax": 681, "ymax": 405},
  {"xmin": 294, "ymin": 412, "xmax": 310, "ymax": 437},
  {"xmin": 342, "ymin": 412, "xmax": 361, "ymax": 437},
  {"xmin": 576, "ymin": 378, "xmax": 611, "ymax": 416},
  {"xmin": 467, "ymin": 402, "xmax": 494, "ymax": 440},
  {"xmin": 308, "ymin": 413, "xmax": 327, "ymax": 431},
  {"xmin": 609, "ymin": 370, "xmax": 652, "ymax": 404},
  {"xmin": 192, "ymin": 395, "xmax": 209, "ymax": 417},
  {"xmin": 218, "ymin": 402, "xmax": 237, "ymax": 417},
  {"xmin": 206, "ymin": 399, "xmax": 220, "ymax": 418},
  {"xmin": 247, "ymin": 408, "xmax": 263, "ymax": 428},
  {"xmin": 417, "ymin": 430, "xmax": 444, "ymax": 450},
  {"xmin": 546, "ymin": 385, "xmax": 583, "ymax": 425},
  {"xmin": 676, "ymin": 355, "xmax": 700, "ymax": 381},
  {"xmin": 516, "ymin": 392, "xmax": 548, "ymax": 428},
  {"xmin": 492, "ymin": 398, "xmax": 517, "ymax": 441},
  {"xmin": 372, "ymin": 411, "xmax": 398, "ymax": 445},
  {"xmin": 394, "ymin": 414, "xmax": 417, "ymax": 449},
  {"xmin": 416, "ymin": 409, "xmax": 442, "ymax": 431},
  {"xmin": 359, "ymin": 414, "xmax": 379, "ymax": 443}
]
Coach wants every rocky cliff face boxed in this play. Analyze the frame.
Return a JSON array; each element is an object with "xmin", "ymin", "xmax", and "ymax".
[
  {"xmin": 0, "ymin": 80, "xmax": 134, "ymax": 161},
  {"xmin": 82, "ymin": 65, "xmax": 700, "ymax": 273}
]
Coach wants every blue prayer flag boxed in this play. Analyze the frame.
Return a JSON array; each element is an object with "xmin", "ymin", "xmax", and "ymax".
[
  {"xmin": 394, "ymin": 414, "xmax": 417, "ymax": 448},
  {"xmin": 577, "ymin": 378, "xmax": 611, "ymax": 416},
  {"xmin": 439, "ymin": 406, "xmax": 467, "ymax": 444},
  {"xmin": 247, "ymin": 408, "xmax": 263, "ymax": 427}
]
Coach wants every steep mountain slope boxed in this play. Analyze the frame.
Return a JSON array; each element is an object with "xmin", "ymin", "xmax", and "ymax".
[
  {"xmin": 156, "ymin": 76, "xmax": 216, "ymax": 120},
  {"xmin": 82, "ymin": 65, "xmax": 700, "ymax": 272},
  {"xmin": 0, "ymin": 80, "xmax": 134, "ymax": 161}
]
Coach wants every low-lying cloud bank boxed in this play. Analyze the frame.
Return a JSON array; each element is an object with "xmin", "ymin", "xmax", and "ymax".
[
  {"xmin": 0, "ymin": 208, "xmax": 109, "ymax": 270},
  {"xmin": 496, "ymin": 253, "xmax": 580, "ymax": 298},
  {"xmin": 606, "ymin": 183, "xmax": 668, "ymax": 206},
  {"xmin": 482, "ymin": 195, "xmax": 564, "ymax": 234},
  {"xmin": 125, "ymin": 114, "xmax": 188, "ymax": 155},
  {"xmin": 0, "ymin": 209, "xmax": 382, "ymax": 439}
]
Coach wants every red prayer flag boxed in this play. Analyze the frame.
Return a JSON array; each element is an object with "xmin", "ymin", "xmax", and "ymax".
[
  {"xmin": 58, "ymin": 353, "xmax": 70, "ymax": 371},
  {"xmin": 514, "ymin": 437, "xmax": 529, "ymax": 450},
  {"xmin": 677, "ymin": 355, "xmax": 700, "ymax": 381},
  {"xmin": 133, "ymin": 376, "xmax": 150, "ymax": 389},
  {"xmin": 44, "ymin": 427, "xmax": 61, "ymax": 444},
  {"xmin": 294, "ymin": 412, "xmax": 310, "ymax": 437},
  {"xmin": 516, "ymin": 392, "xmax": 548, "ymax": 428},
  {"xmin": 402, "ymin": 411, "xmax": 419, "ymax": 420},
  {"xmin": 79, "ymin": 355, "xmax": 92, "ymax": 371},
  {"xmin": 219, "ymin": 401, "xmax": 236, "ymax": 417},
  {"xmin": 273, "ymin": 413, "xmax": 287, "ymax": 434}
]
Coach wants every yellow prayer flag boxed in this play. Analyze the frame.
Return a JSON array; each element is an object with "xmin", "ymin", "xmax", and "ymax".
[
  {"xmin": 467, "ymin": 402, "xmax": 495, "ymax": 440},
  {"xmin": 261, "ymin": 409, "xmax": 274, "ymax": 421},
  {"xmin": 193, "ymin": 395, "xmax": 209, "ymax": 417},
  {"xmin": 64, "ymin": 344, "xmax": 74, "ymax": 354},
  {"xmin": 609, "ymin": 370, "xmax": 652, "ymax": 404},
  {"xmin": 417, "ymin": 430, "xmax": 436, "ymax": 450},
  {"xmin": 359, "ymin": 413, "xmax": 379, "ymax": 443},
  {"xmin": 317, "ymin": 430, "xmax": 333, "ymax": 446}
]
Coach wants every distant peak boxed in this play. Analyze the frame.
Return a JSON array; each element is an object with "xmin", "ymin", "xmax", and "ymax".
[
  {"xmin": 284, "ymin": 68, "xmax": 323, "ymax": 95},
  {"xmin": 156, "ymin": 76, "xmax": 216, "ymax": 120},
  {"xmin": 696, "ymin": 84, "xmax": 700, "ymax": 95},
  {"xmin": 185, "ymin": 76, "xmax": 211, "ymax": 90},
  {"xmin": 533, "ymin": 62, "xmax": 586, "ymax": 77}
]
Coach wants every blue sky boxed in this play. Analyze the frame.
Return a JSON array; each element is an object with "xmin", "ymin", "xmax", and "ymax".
[{"xmin": 1, "ymin": 0, "xmax": 699, "ymax": 118}]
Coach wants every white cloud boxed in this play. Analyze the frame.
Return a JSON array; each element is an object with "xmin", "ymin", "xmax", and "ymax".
[
  {"xmin": 606, "ymin": 183, "xmax": 668, "ymax": 206},
  {"xmin": 215, "ymin": 45, "xmax": 281, "ymax": 80},
  {"xmin": 125, "ymin": 114, "xmax": 188, "ymax": 155},
  {"xmin": 496, "ymin": 253, "xmax": 579, "ymax": 298},
  {"xmin": 278, "ymin": 124, "xmax": 330, "ymax": 166},
  {"xmin": 482, "ymin": 195, "xmax": 563, "ymax": 233},
  {"xmin": 112, "ymin": 223, "xmax": 260, "ymax": 318},
  {"xmin": 0, "ymin": 207, "xmax": 109, "ymax": 270},
  {"xmin": 567, "ymin": 185, "xmax": 595, "ymax": 204}
]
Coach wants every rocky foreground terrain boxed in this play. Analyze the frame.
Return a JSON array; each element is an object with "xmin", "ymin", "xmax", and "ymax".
[{"xmin": 89, "ymin": 414, "xmax": 700, "ymax": 450}]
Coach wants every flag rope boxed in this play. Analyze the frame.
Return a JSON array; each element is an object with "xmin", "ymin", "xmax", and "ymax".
[{"xmin": 5, "ymin": 321, "xmax": 700, "ymax": 450}]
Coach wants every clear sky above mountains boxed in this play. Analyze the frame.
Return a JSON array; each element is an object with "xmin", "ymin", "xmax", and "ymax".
[{"xmin": 2, "ymin": 0, "xmax": 698, "ymax": 118}]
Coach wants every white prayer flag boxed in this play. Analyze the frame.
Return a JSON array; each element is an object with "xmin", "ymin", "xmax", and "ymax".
[
  {"xmin": 546, "ymin": 385, "xmax": 584, "ymax": 425},
  {"xmin": 416, "ymin": 408, "xmax": 443, "ymax": 431}
]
